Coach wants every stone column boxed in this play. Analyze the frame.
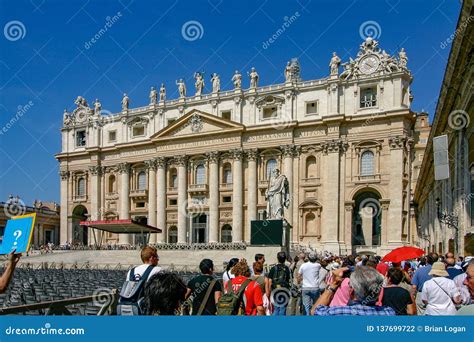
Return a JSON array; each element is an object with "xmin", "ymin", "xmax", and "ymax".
[
  {"xmin": 387, "ymin": 136, "xmax": 405, "ymax": 246},
  {"xmin": 281, "ymin": 145, "xmax": 294, "ymax": 226},
  {"xmin": 231, "ymin": 149, "xmax": 243, "ymax": 242},
  {"xmin": 246, "ymin": 149, "xmax": 258, "ymax": 223},
  {"xmin": 118, "ymin": 163, "xmax": 131, "ymax": 244},
  {"xmin": 380, "ymin": 199, "xmax": 390, "ymax": 248},
  {"xmin": 206, "ymin": 152, "xmax": 219, "ymax": 242},
  {"xmin": 176, "ymin": 155, "xmax": 188, "ymax": 243},
  {"xmin": 344, "ymin": 201, "xmax": 354, "ymax": 255},
  {"xmin": 88, "ymin": 166, "xmax": 103, "ymax": 221},
  {"xmin": 59, "ymin": 170, "xmax": 70, "ymax": 245},
  {"xmin": 321, "ymin": 140, "xmax": 346, "ymax": 254},
  {"xmin": 88, "ymin": 165, "xmax": 103, "ymax": 245},
  {"xmin": 145, "ymin": 159, "xmax": 157, "ymax": 243},
  {"xmin": 156, "ymin": 157, "xmax": 167, "ymax": 243}
]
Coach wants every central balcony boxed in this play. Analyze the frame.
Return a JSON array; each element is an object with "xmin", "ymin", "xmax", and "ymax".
[{"xmin": 188, "ymin": 183, "xmax": 208, "ymax": 194}]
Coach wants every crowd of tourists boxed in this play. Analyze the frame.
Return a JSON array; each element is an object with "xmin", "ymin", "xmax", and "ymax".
[
  {"xmin": 2, "ymin": 246, "xmax": 472, "ymax": 316},
  {"xmin": 114, "ymin": 246, "xmax": 474, "ymax": 316}
]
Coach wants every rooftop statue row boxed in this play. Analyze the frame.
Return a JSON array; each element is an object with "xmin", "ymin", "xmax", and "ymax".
[{"xmin": 63, "ymin": 38, "xmax": 409, "ymax": 126}]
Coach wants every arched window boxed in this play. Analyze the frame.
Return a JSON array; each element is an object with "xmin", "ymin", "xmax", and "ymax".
[
  {"xmin": 169, "ymin": 168, "xmax": 177, "ymax": 188},
  {"xmin": 108, "ymin": 175, "xmax": 116, "ymax": 193},
  {"xmin": 137, "ymin": 171, "xmax": 146, "ymax": 190},
  {"xmin": 360, "ymin": 151, "xmax": 375, "ymax": 176},
  {"xmin": 221, "ymin": 224, "xmax": 232, "ymax": 243},
  {"xmin": 266, "ymin": 158, "xmax": 277, "ymax": 179},
  {"xmin": 223, "ymin": 163, "xmax": 232, "ymax": 184},
  {"xmin": 195, "ymin": 164, "xmax": 205, "ymax": 184},
  {"xmin": 168, "ymin": 226, "xmax": 178, "ymax": 244},
  {"xmin": 77, "ymin": 178, "xmax": 86, "ymax": 196},
  {"xmin": 306, "ymin": 156, "xmax": 317, "ymax": 178}
]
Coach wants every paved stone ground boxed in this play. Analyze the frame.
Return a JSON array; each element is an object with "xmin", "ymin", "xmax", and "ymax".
[{"xmin": 19, "ymin": 246, "xmax": 283, "ymax": 271}]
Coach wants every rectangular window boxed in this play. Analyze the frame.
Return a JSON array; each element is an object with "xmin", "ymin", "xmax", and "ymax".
[
  {"xmin": 169, "ymin": 198, "xmax": 177, "ymax": 206},
  {"xmin": 262, "ymin": 107, "xmax": 278, "ymax": 119},
  {"xmin": 222, "ymin": 196, "xmax": 232, "ymax": 203},
  {"xmin": 76, "ymin": 130, "xmax": 86, "ymax": 147},
  {"xmin": 360, "ymin": 87, "xmax": 377, "ymax": 108},
  {"xmin": 306, "ymin": 101, "xmax": 318, "ymax": 115},
  {"xmin": 108, "ymin": 130, "xmax": 117, "ymax": 142},
  {"xmin": 221, "ymin": 110, "xmax": 231, "ymax": 120},
  {"xmin": 132, "ymin": 125, "xmax": 145, "ymax": 137},
  {"xmin": 136, "ymin": 202, "xmax": 145, "ymax": 208}
]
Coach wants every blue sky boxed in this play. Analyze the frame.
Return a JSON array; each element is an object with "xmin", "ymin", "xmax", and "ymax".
[{"xmin": 0, "ymin": 0, "xmax": 461, "ymax": 205}]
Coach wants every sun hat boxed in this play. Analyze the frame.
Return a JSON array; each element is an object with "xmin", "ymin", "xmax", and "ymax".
[{"xmin": 428, "ymin": 261, "xmax": 449, "ymax": 277}]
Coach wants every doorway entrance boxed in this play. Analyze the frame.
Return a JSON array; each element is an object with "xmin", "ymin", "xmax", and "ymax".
[{"xmin": 192, "ymin": 214, "xmax": 207, "ymax": 243}]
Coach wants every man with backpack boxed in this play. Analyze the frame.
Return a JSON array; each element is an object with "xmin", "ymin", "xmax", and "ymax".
[
  {"xmin": 266, "ymin": 251, "xmax": 291, "ymax": 315},
  {"xmin": 117, "ymin": 246, "xmax": 162, "ymax": 315},
  {"xmin": 186, "ymin": 259, "xmax": 222, "ymax": 315},
  {"xmin": 217, "ymin": 259, "xmax": 265, "ymax": 316}
]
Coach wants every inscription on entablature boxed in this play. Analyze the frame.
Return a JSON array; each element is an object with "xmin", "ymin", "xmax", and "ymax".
[
  {"xmin": 156, "ymin": 136, "xmax": 240, "ymax": 151},
  {"xmin": 243, "ymin": 131, "xmax": 292, "ymax": 143}
]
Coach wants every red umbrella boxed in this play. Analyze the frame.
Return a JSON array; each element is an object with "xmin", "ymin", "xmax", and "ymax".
[{"xmin": 381, "ymin": 246, "xmax": 425, "ymax": 263}]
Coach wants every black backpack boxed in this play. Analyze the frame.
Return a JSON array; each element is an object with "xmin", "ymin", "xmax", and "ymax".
[
  {"xmin": 271, "ymin": 264, "xmax": 290, "ymax": 290},
  {"xmin": 117, "ymin": 265, "xmax": 155, "ymax": 315}
]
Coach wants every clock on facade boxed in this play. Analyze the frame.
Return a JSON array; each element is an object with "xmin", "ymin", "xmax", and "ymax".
[{"xmin": 359, "ymin": 55, "xmax": 380, "ymax": 74}]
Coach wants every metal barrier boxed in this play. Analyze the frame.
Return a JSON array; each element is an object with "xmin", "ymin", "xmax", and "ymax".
[{"xmin": 0, "ymin": 289, "xmax": 119, "ymax": 316}]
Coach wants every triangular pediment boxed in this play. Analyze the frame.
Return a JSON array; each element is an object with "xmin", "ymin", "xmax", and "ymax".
[{"xmin": 151, "ymin": 109, "xmax": 244, "ymax": 140}]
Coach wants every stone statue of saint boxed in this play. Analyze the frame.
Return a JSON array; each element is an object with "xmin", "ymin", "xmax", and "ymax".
[
  {"xmin": 94, "ymin": 99, "xmax": 101, "ymax": 114},
  {"xmin": 398, "ymin": 48, "xmax": 408, "ymax": 69},
  {"xmin": 176, "ymin": 79, "xmax": 186, "ymax": 98},
  {"xmin": 329, "ymin": 52, "xmax": 341, "ymax": 76},
  {"xmin": 149, "ymin": 86, "xmax": 157, "ymax": 104},
  {"xmin": 265, "ymin": 169, "xmax": 290, "ymax": 220},
  {"xmin": 122, "ymin": 93, "xmax": 129, "ymax": 111},
  {"xmin": 249, "ymin": 67, "xmax": 259, "ymax": 88},
  {"xmin": 285, "ymin": 61, "xmax": 292, "ymax": 82},
  {"xmin": 159, "ymin": 83, "xmax": 166, "ymax": 101},
  {"xmin": 194, "ymin": 72, "xmax": 205, "ymax": 96},
  {"xmin": 232, "ymin": 70, "xmax": 242, "ymax": 89},
  {"xmin": 63, "ymin": 109, "xmax": 71, "ymax": 125},
  {"xmin": 211, "ymin": 73, "xmax": 220, "ymax": 93}
]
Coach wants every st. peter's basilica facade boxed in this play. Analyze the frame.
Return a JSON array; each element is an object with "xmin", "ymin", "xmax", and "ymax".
[{"xmin": 57, "ymin": 37, "xmax": 421, "ymax": 255}]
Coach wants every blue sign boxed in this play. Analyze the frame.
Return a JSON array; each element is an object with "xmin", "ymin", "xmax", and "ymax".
[{"xmin": 0, "ymin": 213, "xmax": 36, "ymax": 254}]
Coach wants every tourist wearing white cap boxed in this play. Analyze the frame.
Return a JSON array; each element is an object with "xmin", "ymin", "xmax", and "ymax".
[{"xmin": 420, "ymin": 261, "xmax": 461, "ymax": 315}]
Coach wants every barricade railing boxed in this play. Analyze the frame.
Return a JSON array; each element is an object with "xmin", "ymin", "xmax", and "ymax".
[{"xmin": 0, "ymin": 289, "xmax": 118, "ymax": 316}]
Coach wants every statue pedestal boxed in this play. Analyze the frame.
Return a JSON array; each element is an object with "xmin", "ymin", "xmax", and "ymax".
[{"xmin": 250, "ymin": 219, "xmax": 291, "ymax": 249}]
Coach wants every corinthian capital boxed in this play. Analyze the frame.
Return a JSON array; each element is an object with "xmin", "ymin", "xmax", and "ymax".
[
  {"xmin": 388, "ymin": 136, "xmax": 407, "ymax": 149},
  {"xmin": 245, "ymin": 149, "xmax": 259, "ymax": 161},
  {"xmin": 144, "ymin": 159, "xmax": 157, "ymax": 171},
  {"xmin": 280, "ymin": 144, "xmax": 295, "ymax": 158},
  {"xmin": 322, "ymin": 139, "xmax": 348, "ymax": 154},
  {"xmin": 174, "ymin": 155, "xmax": 188, "ymax": 167},
  {"xmin": 155, "ymin": 157, "xmax": 167, "ymax": 169},
  {"xmin": 205, "ymin": 151, "xmax": 220, "ymax": 164},
  {"xmin": 59, "ymin": 170, "xmax": 70, "ymax": 180},
  {"xmin": 88, "ymin": 165, "xmax": 103, "ymax": 176},
  {"xmin": 117, "ymin": 163, "xmax": 130, "ymax": 174},
  {"xmin": 230, "ymin": 148, "xmax": 244, "ymax": 160}
]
